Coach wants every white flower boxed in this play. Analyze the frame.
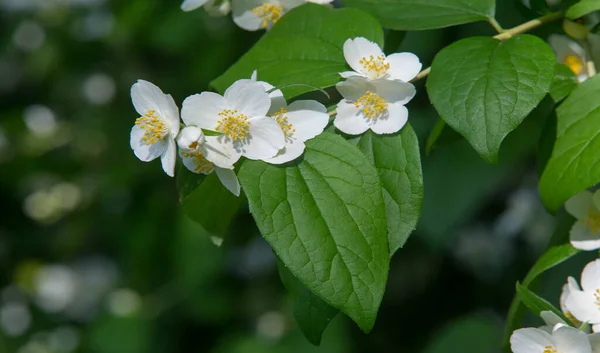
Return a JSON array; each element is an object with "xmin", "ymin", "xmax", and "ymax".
[
  {"xmin": 177, "ymin": 126, "xmax": 241, "ymax": 196},
  {"xmin": 511, "ymin": 324, "xmax": 592, "ymax": 353},
  {"xmin": 129, "ymin": 80, "xmax": 180, "ymax": 177},
  {"xmin": 565, "ymin": 190, "xmax": 600, "ymax": 251},
  {"xmin": 340, "ymin": 37, "xmax": 422, "ymax": 82},
  {"xmin": 549, "ymin": 34, "xmax": 589, "ymax": 82},
  {"xmin": 231, "ymin": 0, "xmax": 304, "ymax": 31},
  {"xmin": 181, "ymin": 79, "xmax": 285, "ymax": 161},
  {"xmin": 181, "ymin": 0, "xmax": 231, "ymax": 15},
  {"xmin": 334, "ymin": 76, "xmax": 415, "ymax": 135},
  {"xmin": 591, "ymin": 333, "xmax": 600, "ymax": 353},
  {"xmin": 561, "ymin": 278, "xmax": 587, "ymax": 328},
  {"xmin": 564, "ymin": 259, "xmax": 600, "ymax": 333}
]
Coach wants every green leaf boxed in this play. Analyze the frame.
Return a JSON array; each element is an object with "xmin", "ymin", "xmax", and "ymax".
[
  {"xmin": 277, "ymin": 260, "xmax": 338, "ymax": 346},
  {"xmin": 238, "ymin": 132, "xmax": 389, "ymax": 332},
  {"xmin": 516, "ymin": 283, "xmax": 568, "ymax": 320},
  {"xmin": 523, "ymin": 244, "xmax": 580, "ymax": 287},
  {"xmin": 566, "ymin": 0, "xmax": 600, "ymax": 19},
  {"xmin": 550, "ymin": 64, "xmax": 579, "ymax": 102},
  {"xmin": 427, "ymin": 35, "xmax": 556, "ymax": 163},
  {"xmin": 540, "ymin": 74, "xmax": 600, "ymax": 211},
  {"xmin": 425, "ymin": 118, "xmax": 463, "ymax": 155},
  {"xmin": 177, "ymin": 165, "xmax": 243, "ymax": 237},
  {"xmin": 357, "ymin": 127, "xmax": 423, "ymax": 255},
  {"xmin": 211, "ymin": 4, "xmax": 383, "ymax": 99},
  {"xmin": 342, "ymin": 0, "xmax": 496, "ymax": 30}
]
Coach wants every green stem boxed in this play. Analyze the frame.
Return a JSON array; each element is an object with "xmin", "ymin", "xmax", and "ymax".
[{"xmin": 488, "ymin": 17, "xmax": 504, "ymax": 33}]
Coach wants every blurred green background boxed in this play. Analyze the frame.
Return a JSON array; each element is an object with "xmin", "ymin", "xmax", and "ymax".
[{"xmin": 0, "ymin": 0, "xmax": 596, "ymax": 352}]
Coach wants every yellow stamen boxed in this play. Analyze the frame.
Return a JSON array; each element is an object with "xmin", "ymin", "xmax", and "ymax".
[
  {"xmin": 181, "ymin": 150, "xmax": 215, "ymax": 175},
  {"xmin": 563, "ymin": 54, "xmax": 584, "ymax": 75},
  {"xmin": 565, "ymin": 311, "xmax": 583, "ymax": 327},
  {"xmin": 135, "ymin": 110, "xmax": 168, "ymax": 145},
  {"xmin": 581, "ymin": 209, "xmax": 600, "ymax": 233},
  {"xmin": 359, "ymin": 55, "xmax": 390, "ymax": 78},
  {"xmin": 354, "ymin": 91, "xmax": 388, "ymax": 119},
  {"xmin": 274, "ymin": 108, "xmax": 295, "ymax": 137},
  {"xmin": 251, "ymin": 3, "xmax": 283, "ymax": 29},
  {"xmin": 595, "ymin": 288, "xmax": 600, "ymax": 308},
  {"xmin": 216, "ymin": 109, "xmax": 250, "ymax": 142},
  {"xmin": 543, "ymin": 346, "xmax": 558, "ymax": 353}
]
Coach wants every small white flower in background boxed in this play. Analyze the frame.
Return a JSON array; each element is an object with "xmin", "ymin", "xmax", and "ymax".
[
  {"xmin": 564, "ymin": 259, "xmax": 600, "ymax": 333},
  {"xmin": 511, "ymin": 324, "xmax": 593, "ymax": 353},
  {"xmin": 181, "ymin": 79, "xmax": 285, "ymax": 161},
  {"xmin": 549, "ymin": 34, "xmax": 589, "ymax": 82},
  {"xmin": 231, "ymin": 0, "xmax": 305, "ymax": 31},
  {"xmin": 334, "ymin": 76, "xmax": 415, "ymax": 135},
  {"xmin": 177, "ymin": 126, "xmax": 241, "ymax": 196},
  {"xmin": 181, "ymin": 0, "xmax": 231, "ymax": 16},
  {"xmin": 560, "ymin": 278, "xmax": 587, "ymax": 327},
  {"xmin": 130, "ymin": 80, "xmax": 180, "ymax": 177},
  {"xmin": 564, "ymin": 190, "xmax": 600, "ymax": 251},
  {"xmin": 340, "ymin": 37, "xmax": 422, "ymax": 82}
]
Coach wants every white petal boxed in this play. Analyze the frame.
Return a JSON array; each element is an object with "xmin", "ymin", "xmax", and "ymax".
[
  {"xmin": 386, "ymin": 52, "xmax": 422, "ymax": 82},
  {"xmin": 251, "ymin": 70, "xmax": 258, "ymax": 81},
  {"xmin": 285, "ymin": 100, "xmax": 329, "ymax": 142},
  {"xmin": 130, "ymin": 125, "xmax": 166, "ymax": 162},
  {"xmin": 510, "ymin": 328, "xmax": 554, "ymax": 353},
  {"xmin": 372, "ymin": 79, "xmax": 416, "ymax": 105},
  {"xmin": 333, "ymin": 100, "xmax": 370, "ymax": 135},
  {"xmin": 131, "ymin": 80, "xmax": 179, "ymax": 128},
  {"xmin": 549, "ymin": 34, "xmax": 587, "ymax": 63},
  {"xmin": 242, "ymin": 116, "xmax": 285, "ymax": 160},
  {"xmin": 339, "ymin": 71, "xmax": 362, "ymax": 79},
  {"xmin": 336, "ymin": 76, "xmax": 374, "ymax": 101},
  {"xmin": 177, "ymin": 126, "xmax": 205, "ymax": 150},
  {"xmin": 561, "ymin": 282, "xmax": 573, "ymax": 313},
  {"xmin": 581, "ymin": 259, "xmax": 600, "ymax": 292},
  {"xmin": 593, "ymin": 324, "xmax": 600, "ymax": 333},
  {"xmin": 590, "ymin": 333, "xmax": 600, "ymax": 353},
  {"xmin": 232, "ymin": 0, "xmax": 269, "ymax": 31},
  {"xmin": 202, "ymin": 135, "xmax": 242, "ymax": 169},
  {"xmin": 565, "ymin": 289, "xmax": 600, "ymax": 323},
  {"xmin": 180, "ymin": 149, "xmax": 209, "ymax": 175},
  {"xmin": 554, "ymin": 324, "xmax": 593, "ymax": 353},
  {"xmin": 181, "ymin": 92, "xmax": 225, "ymax": 129},
  {"xmin": 264, "ymin": 141, "xmax": 306, "ymax": 164},
  {"xmin": 281, "ymin": 0, "xmax": 304, "ymax": 10},
  {"xmin": 570, "ymin": 222, "xmax": 600, "ymax": 251},
  {"xmin": 305, "ymin": 0, "xmax": 333, "ymax": 3},
  {"xmin": 181, "ymin": 0, "xmax": 209, "ymax": 11},
  {"xmin": 258, "ymin": 80, "xmax": 287, "ymax": 116},
  {"xmin": 160, "ymin": 137, "xmax": 177, "ymax": 177},
  {"xmin": 370, "ymin": 103, "xmax": 407, "ymax": 135},
  {"xmin": 224, "ymin": 80, "xmax": 271, "ymax": 118},
  {"xmin": 215, "ymin": 167, "xmax": 240, "ymax": 196},
  {"xmin": 566, "ymin": 190, "xmax": 595, "ymax": 219},
  {"xmin": 343, "ymin": 37, "xmax": 384, "ymax": 76},
  {"xmin": 541, "ymin": 311, "xmax": 566, "ymax": 328}
]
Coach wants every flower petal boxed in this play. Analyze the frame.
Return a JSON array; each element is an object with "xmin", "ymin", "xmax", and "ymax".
[
  {"xmin": 593, "ymin": 324, "xmax": 600, "ymax": 333},
  {"xmin": 510, "ymin": 328, "xmax": 554, "ymax": 353},
  {"xmin": 232, "ymin": 0, "xmax": 269, "ymax": 31},
  {"xmin": 203, "ymin": 136, "xmax": 242, "ymax": 169},
  {"xmin": 130, "ymin": 125, "xmax": 166, "ymax": 162},
  {"xmin": 386, "ymin": 52, "xmax": 422, "ymax": 82},
  {"xmin": 257, "ymin": 80, "xmax": 287, "ymax": 116},
  {"xmin": 570, "ymin": 222, "xmax": 600, "ymax": 251},
  {"xmin": 333, "ymin": 100, "xmax": 370, "ymax": 135},
  {"xmin": 565, "ymin": 289, "xmax": 600, "ymax": 323},
  {"xmin": 370, "ymin": 103, "xmax": 408, "ymax": 135},
  {"xmin": 373, "ymin": 79, "xmax": 416, "ymax": 105},
  {"xmin": 181, "ymin": 0, "xmax": 209, "ymax": 11},
  {"xmin": 343, "ymin": 37, "xmax": 384, "ymax": 76},
  {"xmin": 264, "ymin": 141, "xmax": 306, "ymax": 164},
  {"xmin": 339, "ymin": 71, "xmax": 361, "ymax": 79},
  {"xmin": 285, "ymin": 100, "xmax": 329, "ymax": 142},
  {"xmin": 242, "ymin": 116, "xmax": 285, "ymax": 160},
  {"xmin": 224, "ymin": 80, "xmax": 271, "ymax": 118},
  {"xmin": 336, "ymin": 76, "xmax": 374, "ymax": 101},
  {"xmin": 181, "ymin": 92, "xmax": 225, "ymax": 130},
  {"xmin": 554, "ymin": 324, "xmax": 593, "ymax": 353},
  {"xmin": 590, "ymin": 332, "xmax": 600, "ymax": 353},
  {"xmin": 131, "ymin": 80, "xmax": 178, "ymax": 124},
  {"xmin": 160, "ymin": 137, "xmax": 177, "ymax": 177},
  {"xmin": 215, "ymin": 167, "xmax": 240, "ymax": 196},
  {"xmin": 566, "ymin": 190, "xmax": 595, "ymax": 219},
  {"xmin": 581, "ymin": 259, "xmax": 600, "ymax": 293}
]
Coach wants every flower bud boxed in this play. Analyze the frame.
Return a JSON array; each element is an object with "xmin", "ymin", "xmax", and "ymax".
[
  {"xmin": 177, "ymin": 126, "xmax": 205, "ymax": 151},
  {"xmin": 563, "ymin": 19, "xmax": 589, "ymax": 40}
]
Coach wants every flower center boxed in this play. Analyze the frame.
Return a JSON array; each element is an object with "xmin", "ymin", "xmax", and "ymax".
[
  {"xmin": 216, "ymin": 109, "xmax": 250, "ymax": 142},
  {"xmin": 581, "ymin": 209, "xmax": 600, "ymax": 233},
  {"xmin": 181, "ymin": 150, "xmax": 215, "ymax": 175},
  {"xmin": 359, "ymin": 55, "xmax": 390, "ymax": 78},
  {"xmin": 135, "ymin": 110, "xmax": 169, "ymax": 145},
  {"xmin": 354, "ymin": 91, "xmax": 388, "ymax": 119},
  {"xmin": 563, "ymin": 54, "xmax": 584, "ymax": 75},
  {"xmin": 251, "ymin": 3, "xmax": 283, "ymax": 29},
  {"xmin": 274, "ymin": 108, "xmax": 295, "ymax": 138},
  {"xmin": 543, "ymin": 346, "xmax": 558, "ymax": 353}
]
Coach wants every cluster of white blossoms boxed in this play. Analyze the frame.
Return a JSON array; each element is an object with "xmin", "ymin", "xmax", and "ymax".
[
  {"xmin": 129, "ymin": 76, "xmax": 328, "ymax": 196},
  {"xmin": 334, "ymin": 37, "xmax": 421, "ymax": 135},
  {"xmin": 565, "ymin": 190, "xmax": 600, "ymax": 251},
  {"xmin": 510, "ymin": 259, "xmax": 600, "ymax": 353},
  {"xmin": 549, "ymin": 34, "xmax": 590, "ymax": 82},
  {"xmin": 180, "ymin": 0, "xmax": 333, "ymax": 31}
]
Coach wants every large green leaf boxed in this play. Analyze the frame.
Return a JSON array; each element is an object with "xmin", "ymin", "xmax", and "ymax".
[
  {"xmin": 515, "ymin": 283, "xmax": 569, "ymax": 321},
  {"xmin": 427, "ymin": 35, "xmax": 555, "ymax": 163},
  {"xmin": 357, "ymin": 127, "xmax": 423, "ymax": 255},
  {"xmin": 238, "ymin": 132, "xmax": 389, "ymax": 332},
  {"xmin": 566, "ymin": 0, "xmax": 600, "ymax": 19},
  {"xmin": 342, "ymin": 0, "xmax": 496, "ymax": 31},
  {"xmin": 540, "ymin": 74, "xmax": 600, "ymax": 211},
  {"xmin": 211, "ymin": 4, "xmax": 383, "ymax": 99},
  {"xmin": 277, "ymin": 260, "xmax": 338, "ymax": 346}
]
